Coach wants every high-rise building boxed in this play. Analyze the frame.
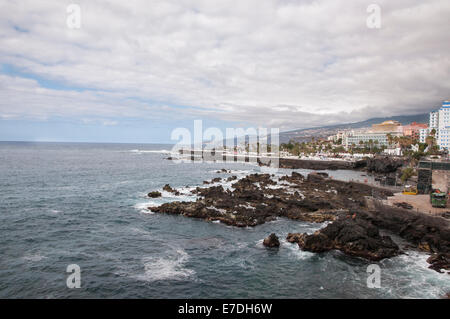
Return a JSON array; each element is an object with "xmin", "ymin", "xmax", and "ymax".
[
  {"xmin": 437, "ymin": 101, "xmax": 450, "ymax": 149},
  {"xmin": 430, "ymin": 111, "xmax": 439, "ymax": 129},
  {"xmin": 419, "ymin": 128, "xmax": 430, "ymax": 143}
]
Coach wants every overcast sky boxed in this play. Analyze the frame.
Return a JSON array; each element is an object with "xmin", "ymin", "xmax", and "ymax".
[{"xmin": 0, "ymin": 0, "xmax": 449, "ymax": 143}]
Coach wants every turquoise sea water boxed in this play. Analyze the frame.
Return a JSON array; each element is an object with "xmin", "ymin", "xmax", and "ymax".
[{"xmin": 0, "ymin": 142, "xmax": 449, "ymax": 298}]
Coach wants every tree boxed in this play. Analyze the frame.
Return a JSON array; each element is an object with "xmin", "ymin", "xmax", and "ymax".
[
  {"xmin": 400, "ymin": 167, "xmax": 416, "ymax": 183},
  {"xmin": 386, "ymin": 133, "xmax": 392, "ymax": 145}
]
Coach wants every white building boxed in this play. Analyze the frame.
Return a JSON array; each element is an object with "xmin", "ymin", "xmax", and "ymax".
[
  {"xmin": 383, "ymin": 147, "xmax": 403, "ymax": 156},
  {"xmin": 437, "ymin": 101, "xmax": 450, "ymax": 150},
  {"xmin": 327, "ymin": 130, "xmax": 349, "ymax": 143},
  {"xmin": 430, "ymin": 111, "xmax": 439, "ymax": 129},
  {"xmin": 419, "ymin": 128, "xmax": 430, "ymax": 143},
  {"xmin": 344, "ymin": 132, "xmax": 402, "ymax": 149}
]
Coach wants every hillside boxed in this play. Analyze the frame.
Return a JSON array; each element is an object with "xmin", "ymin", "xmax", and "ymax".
[{"xmin": 279, "ymin": 113, "xmax": 429, "ymax": 143}]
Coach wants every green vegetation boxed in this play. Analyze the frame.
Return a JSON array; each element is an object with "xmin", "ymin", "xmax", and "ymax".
[{"xmin": 400, "ymin": 167, "xmax": 416, "ymax": 183}]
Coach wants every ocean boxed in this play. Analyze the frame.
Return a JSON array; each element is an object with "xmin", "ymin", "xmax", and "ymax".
[{"xmin": 0, "ymin": 142, "xmax": 448, "ymax": 298}]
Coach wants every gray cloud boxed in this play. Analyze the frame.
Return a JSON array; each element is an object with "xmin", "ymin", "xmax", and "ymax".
[{"xmin": 0, "ymin": 0, "xmax": 449, "ymax": 130}]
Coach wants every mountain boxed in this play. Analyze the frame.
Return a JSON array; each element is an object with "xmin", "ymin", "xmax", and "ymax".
[{"xmin": 278, "ymin": 113, "xmax": 429, "ymax": 144}]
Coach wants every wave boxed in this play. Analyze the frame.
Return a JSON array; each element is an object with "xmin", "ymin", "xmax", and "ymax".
[
  {"xmin": 133, "ymin": 202, "xmax": 157, "ymax": 214},
  {"xmin": 379, "ymin": 250, "xmax": 450, "ymax": 298},
  {"xmin": 136, "ymin": 249, "xmax": 195, "ymax": 282},
  {"xmin": 129, "ymin": 149, "xmax": 174, "ymax": 155},
  {"xmin": 22, "ymin": 253, "xmax": 46, "ymax": 262}
]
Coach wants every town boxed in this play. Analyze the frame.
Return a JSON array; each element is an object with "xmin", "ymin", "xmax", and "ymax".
[{"xmin": 281, "ymin": 101, "xmax": 450, "ymax": 160}]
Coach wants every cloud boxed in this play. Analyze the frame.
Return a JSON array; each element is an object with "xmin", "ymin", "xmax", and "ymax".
[{"xmin": 0, "ymin": 0, "xmax": 449, "ymax": 131}]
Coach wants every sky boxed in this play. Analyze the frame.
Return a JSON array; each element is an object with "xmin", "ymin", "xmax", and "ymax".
[{"xmin": 0, "ymin": 0, "xmax": 449, "ymax": 143}]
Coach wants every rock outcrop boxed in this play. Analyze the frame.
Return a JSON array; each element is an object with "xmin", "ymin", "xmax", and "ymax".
[
  {"xmin": 365, "ymin": 156, "xmax": 404, "ymax": 174},
  {"xmin": 147, "ymin": 172, "xmax": 450, "ymax": 267},
  {"xmin": 296, "ymin": 214, "xmax": 400, "ymax": 260},
  {"xmin": 163, "ymin": 184, "xmax": 180, "ymax": 195},
  {"xmin": 263, "ymin": 233, "xmax": 280, "ymax": 247},
  {"xmin": 426, "ymin": 253, "xmax": 450, "ymax": 273},
  {"xmin": 148, "ymin": 191, "xmax": 162, "ymax": 198},
  {"xmin": 363, "ymin": 201, "xmax": 450, "ymax": 256},
  {"xmin": 150, "ymin": 172, "xmax": 392, "ymax": 227}
]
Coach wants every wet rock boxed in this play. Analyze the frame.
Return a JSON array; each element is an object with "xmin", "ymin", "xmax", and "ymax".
[
  {"xmin": 226, "ymin": 175, "xmax": 238, "ymax": 182},
  {"xmin": 162, "ymin": 184, "xmax": 180, "ymax": 195},
  {"xmin": 365, "ymin": 156, "xmax": 404, "ymax": 174},
  {"xmin": 362, "ymin": 202, "xmax": 450, "ymax": 255},
  {"xmin": 286, "ymin": 233, "xmax": 303, "ymax": 243},
  {"xmin": 148, "ymin": 191, "xmax": 162, "ymax": 198},
  {"xmin": 296, "ymin": 215, "xmax": 400, "ymax": 261},
  {"xmin": 427, "ymin": 253, "xmax": 450, "ymax": 273},
  {"xmin": 263, "ymin": 233, "xmax": 280, "ymax": 247}
]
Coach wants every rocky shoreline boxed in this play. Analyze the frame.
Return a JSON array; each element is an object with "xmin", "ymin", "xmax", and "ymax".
[{"xmin": 147, "ymin": 171, "xmax": 449, "ymax": 273}]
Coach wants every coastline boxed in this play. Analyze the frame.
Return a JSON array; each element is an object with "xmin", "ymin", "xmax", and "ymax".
[{"xmin": 146, "ymin": 169, "xmax": 450, "ymax": 275}]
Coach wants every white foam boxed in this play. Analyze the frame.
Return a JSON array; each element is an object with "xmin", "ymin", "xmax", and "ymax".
[
  {"xmin": 134, "ymin": 202, "xmax": 158, "ymax": 214},
  {"xmin": 129, "ymin": 149, "xmax": 174, "ymax": 155},
  {"xmin": 23, "ymin": 253, "xmax": 46, "ymax": 262},
  {"xmin": 379, "ymin": 250, "xmax": 450, "ymax": 298},
  {"xmin": 136, "ymin": 249, "xmax": 195, "ymax": 282}
]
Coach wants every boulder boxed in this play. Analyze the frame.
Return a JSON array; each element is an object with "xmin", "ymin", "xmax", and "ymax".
[
  {"xmin": 263, "ymin": 233, "xmax": 280, "ymax": 247},
  {"xmin": 148, "ymin": 191, "xmax": 162, "ymax": 198},
  {"xmin": 426, "ymin": 253, "xmax": 450, "ymax": 273},
  {"xmin": 163, "ymin": 184, "xmax": 180, "ymax": 195}
]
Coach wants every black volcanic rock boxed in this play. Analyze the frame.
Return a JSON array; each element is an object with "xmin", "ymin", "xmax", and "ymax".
[
  {"xmin": 163, "ymin": 184, "xmax": 180, "ymax": 195},
  {"xmin": 296, "ymin": 214, "xmax": 400, "ymax": 261},
  {"xmin": 146, "ymin": 172, "xmax": 450, "ymax": 265},
  {"xmin": 365, "ymin": 156, "xmax": 404, "ymax": 174},
  {"xmin": 263, "ymin": 233, "xmax": 280, "ymax": 247},
  {"xmin": 427, "ymin": 253, "xmax": 450, "ymax": 273},
  {"xmin": 362, "ymin": 202, "xmax": 450, "ymax": 256},
  {"xmin": 148, "ymin": 191, "xmax": 162, "ymax": 198}
]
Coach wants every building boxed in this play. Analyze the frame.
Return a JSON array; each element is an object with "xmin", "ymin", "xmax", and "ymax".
[
  {"xmin": 403, "ymin": 122, "xmax": 428, "ymax": 140},
  {"xmin": 327, "ymin": 130, "xmax": 350, "ymax": 143},
  {"xmin": 371, "ymin": 120, "xmax": 403, "ymax": 133},
  {"xmin": 344, "ymin": 131, "xmax": 402, "ymax": 149},
  {"xmin": 419, "ymin": 128, "xmax": 431, "ymax": 143},
  {"xmin": 383, "ymin": 146, "xmax": 403, "ymax": 156},
  {"xmin": 430, "ymin": 111, "xmax": 439, "ymax": 129},
  {"xmin": 437, "ymin": 101, "xmax": 450, "ymax": 150}
]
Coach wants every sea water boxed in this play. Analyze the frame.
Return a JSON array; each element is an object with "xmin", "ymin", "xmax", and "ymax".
[{"xmin": 0, "ymin": 142, "xmax": 448, "ymax": 298}]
